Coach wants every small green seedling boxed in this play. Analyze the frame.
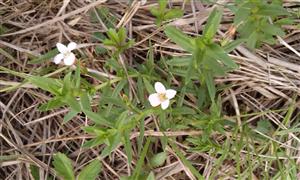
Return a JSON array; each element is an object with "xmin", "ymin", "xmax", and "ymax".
[
  {"xmin": 103, "ymin": 27, "xmax": 134, "ymax": 55},
  {"xmin": 150, "ymin": 0, "xmax": 183, "ymax": 26}
]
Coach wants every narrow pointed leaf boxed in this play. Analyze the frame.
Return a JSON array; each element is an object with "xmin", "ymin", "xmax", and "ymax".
[
  {"xmin": 83, "ymin": 109, "xmax": 113, "ymax": 127},
  {"xmin": 63, "ymin": 110, "xmax": 78, "ymax": 123},
  {"xmin": 77, "ymin": 160, "xmax": 102, "ymax": 180},
  {"xmin": 29, "ymin": 49, "xmax": 59, "ymax": 64},
  {"xmin": 203, "ymin": 8, "xmax": 222, "ymax": 40},
  {"xmin": 52, "ymin": 153, "xmax": 75, "ymax": 180},
  {"xmin": 207, "ymin": 44, "xmax": 238, "ymax": 69},
  {"xmin": 164, "ymin": 26, "xmax": 194, "ymax": 52}
]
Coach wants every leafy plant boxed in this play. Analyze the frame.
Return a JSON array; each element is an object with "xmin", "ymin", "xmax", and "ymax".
[
  {"xmin": 150, "ymin": 0, "xmax": 183, "ymax": 26},
  {"xmin": 27, "ymin": 66, "xmax": 88, "ymax": 120},
  {"xmin": 103, "ymin": 27, "xmax": 134, "ymax": 55},
  {"xmin": 233, "ymin": 0, "xmax": 291, "ymax": 49},
  {"xmin": 52, "ymin": 153, "xmax": 101, "ymax": 180},
  {"xmin": 164, "ymin": 8, "xmax": 238, "ymax": 103}
]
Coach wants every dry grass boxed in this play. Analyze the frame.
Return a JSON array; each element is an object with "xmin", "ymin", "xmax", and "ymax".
[{"xmin": 1, "ymin": 0, "xmax": 300, "ymax": 179}]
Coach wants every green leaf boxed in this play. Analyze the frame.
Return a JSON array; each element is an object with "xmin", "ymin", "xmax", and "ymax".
[
  {"xmin": 112, "ymin": 79, "xmax": 127, "ymax": 97},
  {"xmin": 172, "ymin": 107, "xmax": 196, "ymax": 115},
  {"xmin": 103, "ymin": 39, "xmax": 115, "ymax": 46},
  {"xmin": 238, "ymin": 20, "xmax": 256, "ymax": 38},
  {"xmin": 203, "ymin": 71, "xmax": 216, "ymax": 102},
  {"xmin": 137, "ymin": 120, "xmax": 145, "ymax": 155},
  {"xmin": 234, "ymin": 3, "xmax": 251, "ymax": 25},
  {"xmin": 101, "ymin": 97, "xmax": 127, "ymax": 109},
  {"xmin": 257, "ymin": 4, "xmax": 289, "ymax": 16},
  {"xmin": 158, "ymin": 0, "xmax": 167, "ymax": 10},
  {"xmin": 100, "ymin": 132, "xmax": 121, "ymax": 158},
  {"xmin": 93, "ymin": 32, "xmax": 106, "ymax": 42},
  {"xmin": 283, "ymin": 102, "xmax": 295, "ymax": 126},
  {"xmin": 261, "ymin": 24, "xmax": 285, "ymax": 37},
  {"xmin": 164, "ymin": 9, "xmax": 183, "ymax": 20},
  {"xmin": 276, "ymin": 128, "xmax": 300, "ymax": 135},
  {"xmin": 30, "ymin": 165, "xmax": 40, "ymax": 180},
  {"xmin": 275, "ymin": 18, "xmax": 294, "ymax": 26},
  {"xmin": 83, "ymin": 136, "xmax": 107, "ymax": 148},
  {"xmin": 39, "ymin": 97, "xmax": 65, "ymax": 111},
  {"xmin": 150, "ymin": 7, "xmax": 160, "ymax": 17},
  {"xmin": 95, "ymin": 46, "xmax": 108, "ymax": 55},
  {"xmin": 52, "ymin": 153, "xmax": 75, "ymax": 180},
  {"xmin": 80, "ymin": 92, "xmax": 91, "ymax": 111},
  {"xmin": 164, "ymin": 26, "xmax": 194, "ymax": 52},
  {"xmin": 223, "ymin": 39, "xmax": 245, "ymax": 53},
  {"xmin": 203, "ymin": 56, "xmax": 227, "ymax": 76},
  {"xmin": 77, "ymin": 160, "xmax": 102, "ymax": 180},
  {"xmin": 203, "ymin": 8, "xmax": 222, "ymax": 40},
  {"xmin": 118, "ymin": 27, "xmax": 127, "ymax": 43},
  {"xmin": 62, "ymin": 72, "xmax": 73, "ymax": 94},
  {"xmin": 28, "ymin": 76, "xmax": 62, "ymax": 95},
  {"xmin": 166, "ymin": 57, "xmax": 192, "ymax": 66},
  {"xmin": 146, "ymin": 172, "xmax": 155, "ymax": 180},
  {"xmin": 207, "ymin": 44, "xmax": 238, "ymax": 69},
  {"xmin": 246, "ymin": 31, "xmax": 258, "ymax": 49},
  {"xmin": 137, "ymin": 77, "xmax": 145, "ymax": 104},
  {"xmin": 132, "ymin": 138, "xmax": 151, "ymax": 179},
  {"xmin": 63, "ymin": 109, "xmax": 78, "ymax": 123},
  {"xmin": 123, "ymin": 130, "xmax": 133, "ymax": 166},
  {"xmin": 82, "ymin": 126, "xmax": 106, "ymax": 135},
  {"xmin": 150, "ymin": 152, "xmax": 167, "ymax": 167},
  {"xmin": 83, "ymin": 109, "xmax": 113, "ymax": 127},
  {"xmin": 63, "ymin": 95, "xmax": 81, "ymax": 112},
  {"xmin": 143, "ymin": 78, "xmax": 155, "ymax": 93},
  {"xmin": 255, "ymin": 119, "xmax": 273, "ymax": 135},
  {"xmin": 106, "ymin": 28, "xmax": 119, "ymax": 44},
  {"xmin": 28, "ymin": 49, "xmax": 59, "ymax": 64}
]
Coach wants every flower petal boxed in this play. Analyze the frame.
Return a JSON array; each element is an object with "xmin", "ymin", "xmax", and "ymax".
[
  {"xmin": 67, "ymin": 42, "xmax": 77, "ymax": 51},
  {"xmin": 161, "ymin": 99, "xmax": 170, "ymax": 110},
  {"xmin": 154, "ymin": 82, "xmax": 166, "ymax": 93},
  {"xmin": 148, "ymin": 93, "xmax": 161, "ymax": 107},
  {"xmin": 166, "ymin": 89, "xmax": 176, "ymax": 99},
  {"xmin": 53, "ymin": 53, "xmax": 64, "ymax": 64},
  {"xmin": 56, "ymin": 43, "xmax": 68, "ymax": 53},
  {"xmin": 63, "ymin": 53, "xmax": 76, "ymax": 66}
]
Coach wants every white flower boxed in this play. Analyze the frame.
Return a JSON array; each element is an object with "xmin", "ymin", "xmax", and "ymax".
[
  {"xmin": 53, "ymin": 42, "xmax": 77, "ymax": 66},
  {"xmin": 148, "ymin": 82, "xmax": 177, "ymax": 110}
]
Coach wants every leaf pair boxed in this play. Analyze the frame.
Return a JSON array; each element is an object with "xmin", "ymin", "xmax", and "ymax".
[{"xmin": 52, "ymin": 153, "xmax": 101, "ymax": 180}]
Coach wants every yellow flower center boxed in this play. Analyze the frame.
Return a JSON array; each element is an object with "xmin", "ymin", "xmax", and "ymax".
[
  {"xmin": 158, "ymin": 93, "xmax": 167, "ymax": 102},
  {"xmin": 64, "ymin": 51, "xmax": 71, "ymax": 57}
]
